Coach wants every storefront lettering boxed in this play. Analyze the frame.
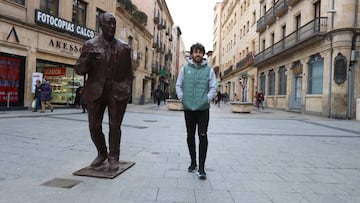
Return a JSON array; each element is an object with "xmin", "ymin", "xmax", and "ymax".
[
  {"xmin": 49, "ymin": 39, "xmax": 82, "ymax": 53},
  {"xmin": 35, "ymin": 9, "xmax": 95, "ymax": 39},
  {"xmin": 76, "ymin": 26, "xmax": 95, "ymax": 39},
  {"xmin": 0, "ymin": 80, "xmax": 19, "ymax": 87},
  {"xmin": 43, "ymin": 67, "xmax": 66, "ymax": 76}
]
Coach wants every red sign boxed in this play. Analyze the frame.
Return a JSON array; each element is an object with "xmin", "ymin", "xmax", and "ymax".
[
  {"xmin": 0, "ymin": 56, "xmax": 21, "ymax": 102},
  {"xmin": 43, "ymin": 67, "xmax": 66, "ymax": 77}
]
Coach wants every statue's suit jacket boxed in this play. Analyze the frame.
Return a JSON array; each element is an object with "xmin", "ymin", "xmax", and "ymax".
[{"xmin": 75, "ymin": 36, "xmax": 132, "ymax": 102}]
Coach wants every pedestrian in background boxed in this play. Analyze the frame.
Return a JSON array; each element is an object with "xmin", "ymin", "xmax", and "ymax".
[
  {"xmin": 155, "ymin": 86, "xmax": 163, "ymax": 109},
  {"xmin": 74, "ymin": 86, "xmax": 82, "ymax": 108},
  {"xmin": 257, "ymin": 89, "xmax": 264, "ymax": 110},
  {"xmin": 80, "ymin": 86, "xmax": 87, "ymax": 113},
  {"xmin": 176, "ymin": 43, "xmax": 217, "ymax": 180},
  {"xmin": 40, "ymin": 77, "xmax": 54, "ymax": 113}
]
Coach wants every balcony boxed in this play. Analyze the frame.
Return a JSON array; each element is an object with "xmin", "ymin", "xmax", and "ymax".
[
  {"xmin": 264, "ymin": 7, "xmax": 275, "ymax": 25},
  {"xmin": 256, "ymin": 16, "xmax": 266, "ymax": 32},
  {"xmin": 152, "ymin": 42, "xmax": 159, "ymax": 49},
  {"xmin": 223, "ymin": 65, "xmax": 233, "ymax": 78},
  {"xmin": 156, "ymin": 42, "xmax": 163, "ymax": 53},
  {"xmin": 236, "ymin": 52, "xmax": 254, "ymax": 70},
  {"xmin": 274, "ymin": 0, "xmax": 287, "ymax": 17},
  {"xmin": 152, "ymin": 62, "xmax": 159, "ymax": 73},
  {"xmin": 254, "ymin": 17, "xmax": 327, "ymax": 65}
]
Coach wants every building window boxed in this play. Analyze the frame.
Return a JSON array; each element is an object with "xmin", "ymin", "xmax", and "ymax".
[
  {"xmin": 307, "ymin": 54, "xmax": 323, "ymax": 94},
  {"xmin": 10, "ymin": 0, "xmax": 25, "ymax": 5},
  {"xmin": 252, "ymin": 11, "xmax": 256, "ymax": 25},
  {"xmin": 72, "ymin": 0, "xmax": 87, "ymax": 26},
  {"xmin": 262, "ymin": 39, "xmax": 266, "ymax": 51},
  {"xmin": 268, "ymin": 70, "xmax": 275, "ymax": 95},
  {"xmin": 259, "ymin": 72, "xmax": 266, "ymax": 94},
  {"xmin": 278, "ymin": 66, "xmax": 287, "ymax": 95},
  {"xmin": 96, "ymin": 8, "xmax": 105, "ymax": 32},
  {"xmin": 40, "ymin": 0, "xmax": 59, "ymax": 16},
  {"xmin": 271, "ymin": 32, "xmax": 275, "ymax": 45}
]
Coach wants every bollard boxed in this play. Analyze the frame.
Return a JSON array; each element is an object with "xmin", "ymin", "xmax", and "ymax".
[{"xmin": 7, "ymin": 92, "xmax": 10, "ymax": 108}]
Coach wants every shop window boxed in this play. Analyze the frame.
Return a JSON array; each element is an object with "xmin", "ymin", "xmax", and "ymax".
[
  {"xmin": 268, "ymin": 70, "xmax": 275, "ymax": 95},
  {"xmin": 278, "ymin": 66, "xmax": 287, "ymax": 95},
  {"xmin": 307, "ymin": 54, "xmax": 323, "ymax": 94},
  {"xmin": 0, "ymin": 54, "xmax": 25, "ymax": 106},
  {"xmin": 36, "ymin": 60, "xmax": 84, "ymax": 105},
  {"xmin": 96, "ymin": 8, "xmax": 105, "ymax": 33},
  {"xmin": 40, "ymin": 0, "xmax": 59, "ymax": 16},
  {"xmin": 9, "ymin": 0, "xmax": 25, "ymax": 5},
  {"xmin": 72, "ymin": 0, "xmax": 87, "ymax": 26}
]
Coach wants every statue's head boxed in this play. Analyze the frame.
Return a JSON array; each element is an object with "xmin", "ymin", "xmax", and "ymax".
[{"xmin": 99, "ymin": 13, "xmax": 116, "ymax": 41}]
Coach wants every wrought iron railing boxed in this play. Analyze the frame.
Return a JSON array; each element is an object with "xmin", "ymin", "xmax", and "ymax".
[{"xmin": 254, "ymin": 17, "xmax": 327, "ymax": 65}]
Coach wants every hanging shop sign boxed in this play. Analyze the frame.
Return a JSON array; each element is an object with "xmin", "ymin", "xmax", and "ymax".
[
  {"xmin": 43, "ymin": 67, "xmax": 67, "ymax": 77},
  {"xmin": 35, "ymin": 9, "xmax": 95, "ymax": 39}
]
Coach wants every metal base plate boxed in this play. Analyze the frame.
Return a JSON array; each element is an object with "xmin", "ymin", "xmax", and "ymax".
[{"xmin": 73, "ymin": 160, "xmax": 135, "ymax": 179}]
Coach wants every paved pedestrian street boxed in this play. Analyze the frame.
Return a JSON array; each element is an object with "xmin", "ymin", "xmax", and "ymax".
[{"xmin": 1, "ymin": 103, "xmax": 360, "ymax": 203}]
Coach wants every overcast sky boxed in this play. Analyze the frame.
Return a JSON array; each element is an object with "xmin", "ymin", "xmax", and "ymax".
[{"xmin": 165, "ymin": 0, "xmax": 219, "ymax": 52}]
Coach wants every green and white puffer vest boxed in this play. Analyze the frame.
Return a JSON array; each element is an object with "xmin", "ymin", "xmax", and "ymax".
[{"xmin": 182, "ymin": 65, "xmax": 210, "ymax": 111}]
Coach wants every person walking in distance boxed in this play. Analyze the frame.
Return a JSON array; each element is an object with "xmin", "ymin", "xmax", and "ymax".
[
  {"xmin": 74, "ymin": 13, "xmax": 132, "ymax": 170},
  {"xmin": 154, "ymin": 86, "xmax": 163, "ymax": 109},
  {"xmin": 257, "ymin": 89, "xmax": 265, "ymax": 110},
  {"xmin": 40, "ymin": 77, "xmax": 54, "ymax": 113},
  {"xmin": 176, "ymin": 43, "xmax": 217, "ymax": 180}
]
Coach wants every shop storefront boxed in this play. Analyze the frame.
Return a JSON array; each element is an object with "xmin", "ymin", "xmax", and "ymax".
[
  {"xmin": 0, "ymin": 53, "xmax": 25, "ymax": 107},
  {"xmin": 36, "ymin": 60, "xmax": 84, "ymax": 105}
]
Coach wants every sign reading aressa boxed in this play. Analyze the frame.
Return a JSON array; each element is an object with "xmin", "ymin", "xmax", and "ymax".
[{"xmin": 35, "ymin": 9, "xmax": 95, "ymax": 40}]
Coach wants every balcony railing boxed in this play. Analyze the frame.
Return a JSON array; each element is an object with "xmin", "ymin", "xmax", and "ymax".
[
  {"xmin": 236, "ymin": 52, "xmax": 254, "ymax": 70},
  {"xmin": 256, "ymin": 15, "xmax": 266, "ymax": 32},
  {"xmin": 274, "ymin": 0, "xmax": 287, "ymax": 17},
  {"xmin": 254, "ymin": 17, "xmax": 327, "ymax": 65},
  {"xmin": 152, "ymin": 62, "xmax": 159, "ymax": 73},
  {"xmin": 223, "ymin": 65, "xmax": 233, "ymax": 77},
  {"xmin": 264, "ymin": 7, "xmax": 275, "ymax": 25},
  {"xmin": 257, "ymin": 0, "xmax": 300, "ymax": 33}
]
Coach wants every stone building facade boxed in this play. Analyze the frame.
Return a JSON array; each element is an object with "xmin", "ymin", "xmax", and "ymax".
[
  {"xmin": 254, "ymin": 0, "xmax": 360, "ymax": 119},
  {"xmin": 213, "ymin": 0, "xmax": 259, "ymax": 103},
  {"xmin": 213, "ymin": 0, "xmax": 360, "ymax": 119},
  {"xmin": 0, "ymin": 0, "xmax": 155, "ymax": 108},
  {"xmin": 132, "ymin": 0, "xmax": 179, "ymax": 101}
]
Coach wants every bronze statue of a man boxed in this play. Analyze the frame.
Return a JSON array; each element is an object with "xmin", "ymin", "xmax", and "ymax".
[{"xmin": 75, "ymin": 13, "xmax": 132, "ymax": 170}]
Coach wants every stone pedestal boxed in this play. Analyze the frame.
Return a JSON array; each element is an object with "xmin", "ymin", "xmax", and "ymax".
[
  {"xmin": 230, "ymin": 102, "xmax": 254, "ymax": 113},
  {"xmin": 166, "ymin": 99, "xmax": 183, "ymax": 111}
]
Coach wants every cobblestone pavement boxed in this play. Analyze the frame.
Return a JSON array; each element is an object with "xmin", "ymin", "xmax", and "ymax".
[{"xmin": 0, "ymin": 103, "xmax": 360, "ymax": 203}]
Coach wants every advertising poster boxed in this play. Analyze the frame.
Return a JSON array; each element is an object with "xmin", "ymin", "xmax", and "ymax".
[
  {"xmin": 0, "ymin": 56, "xmax": 21, "ymax": 103},
  {"xmin": 32, "ymin": 72, "xmax": 43, "ymax": 93}
]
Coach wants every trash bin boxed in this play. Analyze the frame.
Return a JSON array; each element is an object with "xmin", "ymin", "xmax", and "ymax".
[{"xmin": 357, "ymin": 98, "xmax": 360, "ymax": 120}]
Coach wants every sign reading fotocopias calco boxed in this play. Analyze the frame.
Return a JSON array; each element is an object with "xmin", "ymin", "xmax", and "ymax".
[{"xmin": 35, "ymin": 9, "xmax": 95, "ymax": 40}]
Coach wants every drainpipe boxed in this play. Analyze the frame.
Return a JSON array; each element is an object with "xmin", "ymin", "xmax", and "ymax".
[
  {"xmin": 347, "ymin": 0, "xmax": 359, "ymax": 119},
  {"xmin": 328, "ymin": 0, "xmax": 335, "ymax": 118}
]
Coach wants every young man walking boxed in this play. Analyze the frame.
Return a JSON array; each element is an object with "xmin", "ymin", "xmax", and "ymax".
[{"xmin": 176, "ymin": 43, "xmax": 217, "ymax": 179}]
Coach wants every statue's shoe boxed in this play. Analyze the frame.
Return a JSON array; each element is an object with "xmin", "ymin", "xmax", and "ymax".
[
  {"xmin": 108, "ymin": 159, "xmax": 119, "ymax": 170},
  {"xmin": 90, "ymin": 154, "xmax": 108, "ymax": 167}
]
